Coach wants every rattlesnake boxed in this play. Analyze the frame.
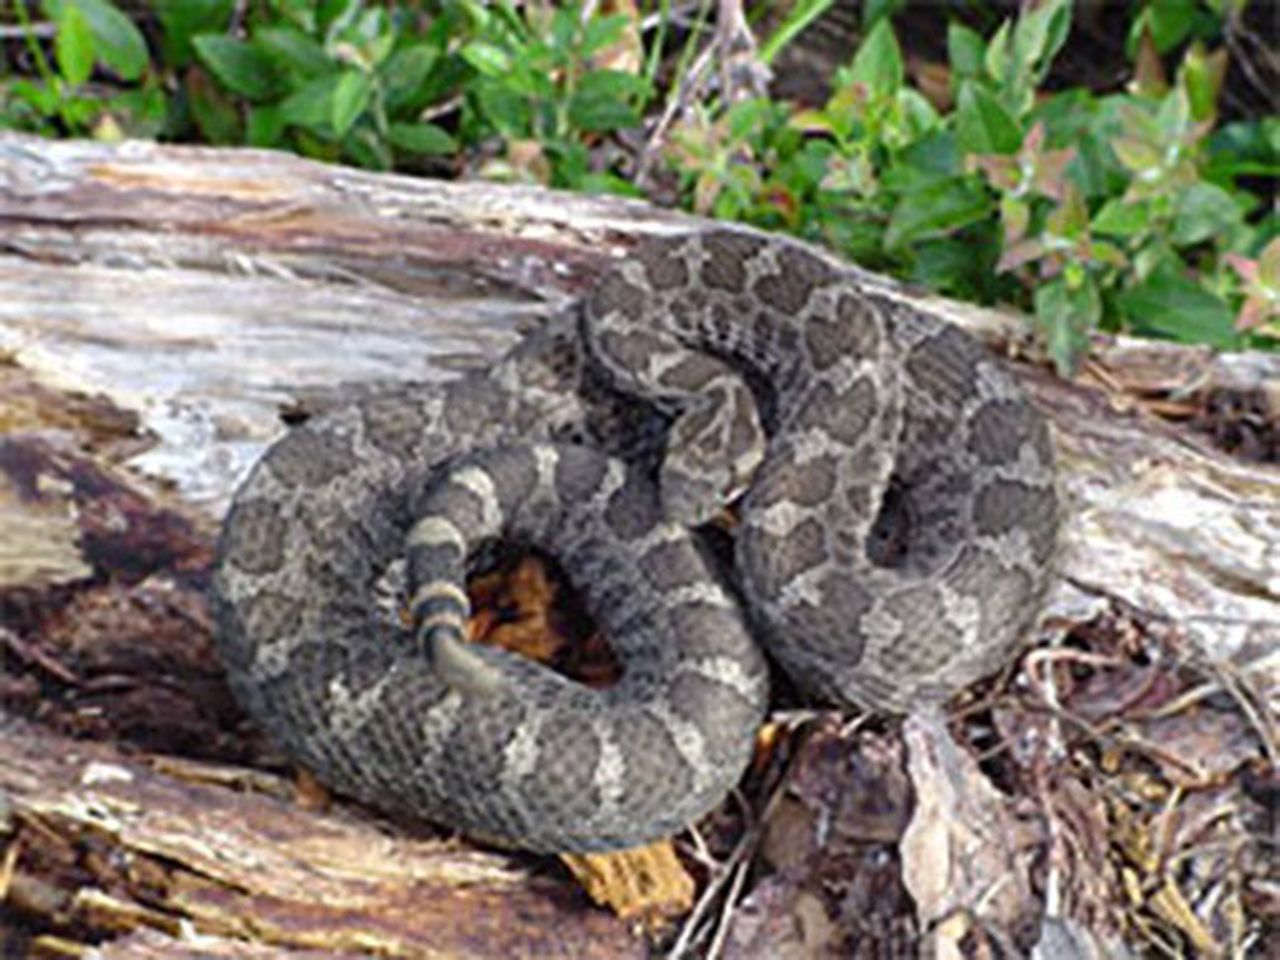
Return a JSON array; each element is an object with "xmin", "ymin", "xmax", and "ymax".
[{"xmin": 212, "ymin": 229, "xmax": 1059, "ymax": 853}]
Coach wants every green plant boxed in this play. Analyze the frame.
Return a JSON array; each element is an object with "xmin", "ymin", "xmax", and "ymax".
[
  {"xmin": 665, "ymin": 0, "xmax": 1277, "ymax": 372},
  {"xmin": 168, "ymin": 0, "xmax": 648, "ymax": 183},
  {"xmin": 452, "ymin": 0, "xmax": 648, "ymax": 191},
  {"xmin": 172, "ymin": 1, "xmax": 458, "ymax": 170},
  {"xmin": 2, "ymin": 0, "xmax": 163, "ymax": 138},
  {"xmin": 1, "ymin": 0, "xmax": 1273, "ymax": 366}
]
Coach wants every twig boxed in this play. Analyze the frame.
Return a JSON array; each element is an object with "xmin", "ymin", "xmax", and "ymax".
[
  {"xmin": 1222, "ymin": 10, "xmax": 1279, "ymax": 111},
  {"xmin": 705, "ymin": 852, "xmax": 751, "ymax": 960},
  {"xmin": 666, "ymin": 732, "xmax": 805, "ymax": 958},
  {"xmin": 0, "ymin": 23, "xmax": 55, "ymax": 39},
  {"xmin": 1203, "ymin": 658, "xmax": 1278, "ymax": 769},
  {"xmin": 636, "ymin": 25, "xmax": 717, "ymax": 187},
  {"xmin": 1, "ymin": 627, "xmax": 79, "ymax": 685}
]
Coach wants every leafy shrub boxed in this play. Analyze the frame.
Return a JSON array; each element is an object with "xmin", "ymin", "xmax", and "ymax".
[
  {"xmin": 670, "ymin": 0, "xmax": 1278, "ymax": 370},
  {"xmin": 3, "ymin": 0, "xmax": 163, "ymax": 138},
  {"xmin": 2, "ymin": 0, "xmax": 647, "ymax": 186},
  {"xmin": 1, "ymin": 0, "xmax": 1275, "ymax": 367}
]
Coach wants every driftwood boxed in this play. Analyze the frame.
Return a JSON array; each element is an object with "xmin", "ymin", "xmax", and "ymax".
[{"xmin": 0, "ymin": 133, "xmax": 1275, "ymax": 958}]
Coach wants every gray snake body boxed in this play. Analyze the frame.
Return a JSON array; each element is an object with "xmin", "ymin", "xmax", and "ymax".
[{"xmin": 212, "ymin": 229, "xmax": 1059, "ymax": 852}]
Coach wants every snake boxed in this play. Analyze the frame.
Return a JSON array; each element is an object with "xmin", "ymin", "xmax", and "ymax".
[{"xmin": 212, "ymin": 228, "xmax": 1059, "ymax": 853}]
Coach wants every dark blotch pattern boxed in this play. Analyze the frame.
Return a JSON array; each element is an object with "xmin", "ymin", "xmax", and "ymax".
[
  {"xmin": 793, "ymin": 378, "xmax": 881, "ymax": 447},
  {"xmin": 603, "ymin": 475, "xmax": 659, "ymax": 541},
  {"xmin": 974, "ymin": 479, "xmax": 1055, "ymax": 538},
  {"xmin": 553, "ymin": 445, "xmax": 607, "ymax": 504},
  {"xmin": 442, "ymin": 377, "xmax": 507, "ymax": 435},
  {"xmin": 600, "ymin": 329, "xmax": 672, "ymax": 375},
  {"xmin": 836, "ymin": 293, "xmax": 884, "ymax": 356},
  {"xmin": 784, "ymin": 454, "xmax": 838, "ymax": 507},
  {"xmin": 619, "ymin": 709, "xmax": 696, "ymax": 819},
  {"xmin": 361, "ymin": 394, "xmax": 429, "ymax": 459},
  {"xmin": 658, "ymin": 354, "xmax": 724, "ymax": 392},
  {"xmin": 591, "ymin": 270, "xmax": 647, "ymax": 317},
  {"xmin": 762, "ymin": 517, "xmax": 827, "ymax": 585},
  {"xmin": 803, "ymin": 293, "xmax": 882, "ymax": 370},
  {"xmin": 267, "ymin": 428, "xmax": 353, "ymax": 488},
  {"xmin": 968, "ymin": 400, "xmax": 1037, "ymax": 465},
  {"xmin": 667, "ymin": 672, "xmax": 757, "ymax": 766},
  {"xmin": 639, "ymin": 538, "xmax": 716, "ymax": 592},
  {"xmin": 524, "ymin": 713, "xmax": 603, "ymax": 819},
  {"xmin": 753, "ymin": 246, "xmax": 837, "ymax": 315},
  {"xmin": 903, "ymin": 327, "xmax": 982, "ymax": 407},
  {"xmin": 638, "ymin": 242, "xmax": 690, "ymax": 290},
  {"xmin": 221, "ymin": 499, "xmax": 287, "ymax": 574},
  {"xmin": 700, "ymin": 232, "xmax": 766, "ymax": 291}
]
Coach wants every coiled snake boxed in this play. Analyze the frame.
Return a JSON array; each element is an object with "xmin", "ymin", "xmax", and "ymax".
[{"xmin": 212, "ymin": 229, "xmax": 1059, "ymax": 853}]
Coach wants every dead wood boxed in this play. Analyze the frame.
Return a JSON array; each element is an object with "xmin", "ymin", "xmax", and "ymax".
[{"xmin": 0, "ymin": 133, "xmax": 1275, "ymax": 958}]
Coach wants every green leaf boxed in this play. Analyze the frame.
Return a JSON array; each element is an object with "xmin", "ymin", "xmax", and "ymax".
[
  {"xmin": 474, "ymin": 80, "xmax": 531, "ymax": 137},
  {"xmin": 984, "ymin": 20, "xmax": 1013, "ymax": 86},
  {"xmin": 848, "ymin": 18, "xmax": 903, "ymax": 99},
  {"xmin": 863, "ymin": 0, "xmax": 906, "ymax": 28},
  {"xmin": 152, "ymin": 0, "xmax": 232, "ymax": 67},
  {"xmin": 1179, "ymin": 42, "xmax": 1226, "ymax": 122},
  {"xmin": 321, "ymin": 0, "xmax": 362, "ymax": 41},
  {"xmin": 329, "ymin": 70, "xmax": 371, "ymax": 137},
  {"xmin": 581, "ymin": 14, "xmax": 630, "ymax": 58},
  {"xmin": 1172, "ymin": 182, "xmax": 1242, "ymax": 246},
  {"xmin": 45, "ymin": 0, "xmax": 148, "ymax": 81},
  {"xmin": 192, "ymin": 34, "xmax": 284, "ymax": 101},
  {"xmin": 567, "ymin": 70, "xmax": 644, "ymax": 132},
  {"xmin": 947, "ymin": 23, "xmax": 985, "ymax": 82},
  {"xmin": 1138, "ymin": 0, "xmax": 1198, "ymax": 53},
  {"xmin": 1205, "ymin": 119, "xmax": 1280, "ymax": 185},
  {"xmin": 955, "ymin": 82, "xmax": 1022, "ymax": 155},
  {"xmin": 350, "ymin": 7, "xmax": 396, "ymax": 68},
  {"xmin": 105, "ymin": 84, "xmax": 168, "ymax": 138},
  {"xmin": 1035, "ymin": 275, "xmax": 1098, "ymax": 375},
  {"xmin": 343, "ymin": 124, "xmax": 392, "ymax": 170},
  {"xmin": 279, "ymin": 74, "xmax": 340, "ymax": 133},
  {"xmin": 382, "ymin": 44, "xmax": 439, "ymax": 114},
  {"xmin": 185, "ymin": 67, "xmax": 241, "ymax": 143},
  {"xmin": 1118, "ymin": 262, "xmax": 1237, "ymax": 345},
  {"xmin": 276, "ymin": 0, "xmax": 318, "ymax": 33},
  {"xmin": 727, "ymin": 97, "xmax": 774, "ymax": 141},
  {"xmin": 1111, "ymin": 136, "xmax": 1162, "ymax": 174},
  {"xmin": 8, "ymin": 78, "xmax": 61, "ymax": 117},
  {"xmin": 911, "ymin": 235, "xmax": 999, "ymax": 300},
  {"xmin": 1259, "ymin": 237, "xmax": 1280, "ymax": 290},
  {"xmin": 388, "ymin": 121, "xmax": 456, "ymax": 155},
  {"xmin": 885, "ymin": 177, "xmax": 993, "ymax": 249},
  {"xmin": 1092, "ymin": 198, "xmax": 1151, "ymax": 238},
  {"xmin": 898, "ymin": 88, "xmax": 940, "ymax": 139},
  {"xmin": 760, "ymin": 0, "xmax": 836, "ymax": 65},
  {"xmin": 460, "ymin": 41, "xmax": 512, "ymax": 78},
  {"xmin": 576, "ymin": 172, "xmax": 645, "ymax": 198},
  {"xmin": 253, "ymin": 27, "xmax": 330, "ymax": 80},
  {"xmin": 1040, "ymin": 0, "xmax": 1073, "ymax": 70},
  {"xmin": 898, "ymin": 128, "xmax": 963, "ymax": 179},
  {"xmin": 1013, "ymin": 0, "xmax": 1072, "ymax": 84},
  {"xmin": 55, "ymin": 4, "xmax": 95, "ymax": 87},
  {"xmin": 246, "ymin": 104, "xmax": 284, "ymax": 146}
]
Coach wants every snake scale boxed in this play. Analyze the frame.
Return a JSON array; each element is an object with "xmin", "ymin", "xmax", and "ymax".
[{"xmin": 212, "ymin": 229, "xmax": 1059, "ymax": 853}]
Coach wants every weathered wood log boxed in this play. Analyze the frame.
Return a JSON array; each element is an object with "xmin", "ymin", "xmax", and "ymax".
[{"xmin": 1, "ymin": 133, "xmax": 1275, "ymax": 958}]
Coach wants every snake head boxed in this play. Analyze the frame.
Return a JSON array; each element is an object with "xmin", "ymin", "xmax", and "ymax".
[
  {"xmin": 660, "ymin": 384, "xmax": 766, "ymax": 526},
  {"xmin": 659, "ymin": 456, "xmax": 756, "ymax": 527}
]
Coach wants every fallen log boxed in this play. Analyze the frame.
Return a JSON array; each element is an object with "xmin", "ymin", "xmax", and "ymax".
[{"xmin": 0, "ymin": 133, "xmax": 1274, "ymax": 958}]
